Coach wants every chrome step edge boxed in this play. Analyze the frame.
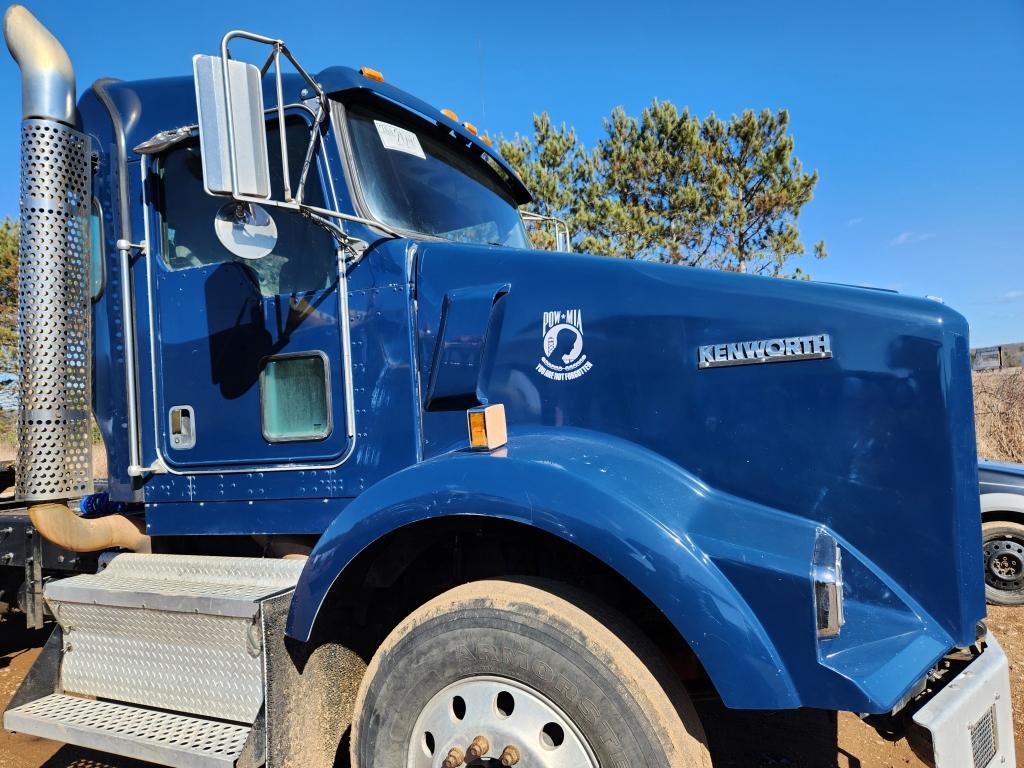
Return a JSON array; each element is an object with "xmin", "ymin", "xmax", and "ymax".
[{"xmin": 46, "ymin": 553, "xmax": 304, "ymax": 618}]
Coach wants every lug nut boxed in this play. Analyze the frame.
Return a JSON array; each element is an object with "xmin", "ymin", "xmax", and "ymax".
[
  {"xmin": 465, "ymin": 735, "xmax": 490, "ymax": 761},
  {"xmin": 441, "ymin": 746, "xmax": 465, "ymax": 768},
  {"xmin": 499, "ymin": 745, "xmax": 521, "ymax": 766}
]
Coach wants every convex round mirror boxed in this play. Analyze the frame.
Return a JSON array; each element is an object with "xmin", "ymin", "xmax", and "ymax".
[{"xmin": 214, "ymin": 202, "xmax": 278, "ymax": 260}]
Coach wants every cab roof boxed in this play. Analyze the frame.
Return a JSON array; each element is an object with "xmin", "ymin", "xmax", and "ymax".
[{"xmin": 85, "ymin": 65, "xmax": 532, "ymax": 205}]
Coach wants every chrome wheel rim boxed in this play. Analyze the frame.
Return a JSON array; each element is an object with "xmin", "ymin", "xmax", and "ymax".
[{"xmin": 407, "ymin": 675, "xmax": 598, "ymax": 768}]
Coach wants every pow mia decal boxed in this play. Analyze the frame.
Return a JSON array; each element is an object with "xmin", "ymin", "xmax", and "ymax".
[{"xmin": 537, "ymin": 309, "xmax": 594, "ymax": 381}]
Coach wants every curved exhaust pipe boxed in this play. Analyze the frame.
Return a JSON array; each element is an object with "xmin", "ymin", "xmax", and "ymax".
[
  {"xmin": 30, "ymin": 503, "xmax": 152, "ymax": 554},
  {"xmin": 3, "ymin": 4, "xmax": 76, "ymax": 125},
  {"xmin": 5, "ymin": 4, "xmax": 150, "ymax": 554}
]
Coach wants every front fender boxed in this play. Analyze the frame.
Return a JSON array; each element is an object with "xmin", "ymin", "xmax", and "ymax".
[
  {"xmin": 288, "ymin": 428, "xmax": 804, "ymax": 709},
  {"xmin": 289, "ymin": 428, "xmax": 956, "ymax": 712}
]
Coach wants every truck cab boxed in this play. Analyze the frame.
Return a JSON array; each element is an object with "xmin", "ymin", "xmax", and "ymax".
[
  {"xmin": 85, "ymin": 67, "xmax": 533, "ymax": 523},
  {"xmin": 0, "ymin": 7, "xmax": 1016, "ymax": 768}
]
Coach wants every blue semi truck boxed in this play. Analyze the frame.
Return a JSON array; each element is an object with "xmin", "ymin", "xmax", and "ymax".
[{"xmin": 0, "ymin": 5, "xmax": 1015, "ymax": 767}]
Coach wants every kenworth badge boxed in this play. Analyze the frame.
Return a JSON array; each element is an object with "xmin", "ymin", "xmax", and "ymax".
[{"xmin": 698, "ymin": 333, "xmax": 832, "ymax": 369}]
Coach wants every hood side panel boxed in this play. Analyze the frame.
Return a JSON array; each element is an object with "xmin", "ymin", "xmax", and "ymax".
[{"xmin": 415, "ymin": 244, "xmax": 985, "ymax": 647}]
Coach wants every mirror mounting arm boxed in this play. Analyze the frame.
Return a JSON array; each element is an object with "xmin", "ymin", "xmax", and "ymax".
[
  {"xmin": 272, "ymin": 45, "xmax": 292, "ymax": 202},
  {"xmin": 219, "ymin": 29, "xmax": 327, "ymax": 203},
  {"xmin": 196, "ymin": 28, "xmax": 402, "ymax": 265},
  {"xmin": 294, "ymin": 101, "xmax": 327, "ymax": 207},
  {"xmin": 301, "ymin": 209, "xmax": 367, "ymax": 264}
]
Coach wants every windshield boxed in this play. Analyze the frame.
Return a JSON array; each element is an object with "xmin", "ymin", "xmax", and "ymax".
[{"xmin": 343, "ymin": 101, "xmax": 529, "ymax": 247}]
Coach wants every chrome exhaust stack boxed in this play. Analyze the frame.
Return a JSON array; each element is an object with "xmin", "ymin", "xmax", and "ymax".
[
  {"xmin": 4, "ymin": 6, "xmax": 147, "ymax": 551},
  {"xmin": 4, "ymin": 4, "xmax": 75, "ymax": 125},
  {"xmin": 4, "ymin": 3, "xmax": 92, "ymax": 504}
]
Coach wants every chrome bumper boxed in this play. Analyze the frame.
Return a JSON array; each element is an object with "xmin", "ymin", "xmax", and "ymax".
[{"xmin": 912, "ymin": 632, "xmax": 1016, "ymax": 768}]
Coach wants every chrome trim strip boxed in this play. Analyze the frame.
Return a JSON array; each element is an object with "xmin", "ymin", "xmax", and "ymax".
[
  {"xmin": 118, "ymin": 240, "xmax": 143, "ymax": 476},
  {"xmin": 980, "ymin": 481, "xmax": 1024, "ymax": 492}
]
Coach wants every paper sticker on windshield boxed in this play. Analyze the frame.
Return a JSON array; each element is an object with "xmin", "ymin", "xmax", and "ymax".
[{"xmin": 374, "ymin": 120, "xmax": 425, "ymax": 159}]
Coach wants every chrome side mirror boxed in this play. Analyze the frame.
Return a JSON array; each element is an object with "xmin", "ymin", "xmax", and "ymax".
[
  {"xmin": 214, "ymin": 202, "xmax": 278, "ymax": 260},
  {"xmin": 193, "ymin": 54, "xmax": 271, "ymax": 199}
]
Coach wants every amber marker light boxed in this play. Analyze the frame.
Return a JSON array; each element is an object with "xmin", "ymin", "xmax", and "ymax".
[
  {"xmin": 462, "ymin": 121, "xmax": 479, "ymax": 136},
  {"xmin": 441, "ymin": 108, "xmax": 459, "ymax": 122},
  {"xmin": 480, "ymin": 134, "xmax": 494, "ymax": 146},
  {"xmin": 467, "ymin": 404, "xmax": 508, "ymax": 451},
  {"xmin": 359, "ymin": 66, "xmax": 385, "ymax": 82}
]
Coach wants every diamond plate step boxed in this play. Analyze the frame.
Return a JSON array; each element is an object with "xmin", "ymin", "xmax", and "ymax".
[
  {"xmin": 4, "ymin": 694, "xmax": 250, "ymax": 767},
  {"xmin": 44, "ymin": 554, "xmax": 304, "ymax": 723},
  {"xmin": 46, "ymin": 553, "xmax": 305, "ymax": 617}
]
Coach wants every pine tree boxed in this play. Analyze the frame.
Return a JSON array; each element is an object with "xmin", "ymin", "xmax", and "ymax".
[
  {"xmin": 499, "ymin": 114, "xmax": 587, "ymax": 250},
  {"xmin": 0, "ymin": 217, "xmax": 17, "ymax": 312},
  {"xmin": 0, "ymin": 217, "xmax": 18, "ymax": 371},
  {"xmin": 499, "ymin": 101, "xmax": 826, "ymax": 278},
  {"xmin": 700, "ymin": 109, "xmax": 826, "ymax": 277}
]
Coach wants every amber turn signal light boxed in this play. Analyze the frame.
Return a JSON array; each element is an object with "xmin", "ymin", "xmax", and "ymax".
[{"xmin": 467, "ymin": 404, "xmax": 507, "ymax": 451}]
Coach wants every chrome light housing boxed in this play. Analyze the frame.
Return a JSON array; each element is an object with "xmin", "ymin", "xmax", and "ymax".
[{"xmin": 813, "ymin": 529, "xmax": 845, "ymax": 639}]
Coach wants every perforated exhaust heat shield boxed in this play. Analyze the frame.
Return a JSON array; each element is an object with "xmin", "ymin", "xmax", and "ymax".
[{"xmin": 16, "ymin": 118, "xmax": 93, "ymax": 501}]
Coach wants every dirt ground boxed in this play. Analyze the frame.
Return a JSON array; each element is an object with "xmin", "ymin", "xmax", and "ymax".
[
  {"xmin": 697, "ymin": 603, "xmax": 1024, "ymax": 767},
  {"xmin": 1, "ymin": 607, "xmax": 1022, "ymax": 768}
]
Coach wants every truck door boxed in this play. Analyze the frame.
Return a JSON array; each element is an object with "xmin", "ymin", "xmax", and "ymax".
[{"xmin": 146, "ymin": 117, "xmax": 350, "ymax": 470}]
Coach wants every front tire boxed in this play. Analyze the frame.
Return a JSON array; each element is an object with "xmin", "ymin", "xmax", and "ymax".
[
  {"xmin": 983, "ymin": 520, "xmax": 1024, "ymax": 605},
  {"xmin": 350, "ymin": 578, "xmax": 711, "ymax": 767}
]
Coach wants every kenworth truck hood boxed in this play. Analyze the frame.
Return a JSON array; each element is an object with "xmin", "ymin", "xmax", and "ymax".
[{"xmin": 414, "ymin": 243, "xmax": 985, "ymax": 652}]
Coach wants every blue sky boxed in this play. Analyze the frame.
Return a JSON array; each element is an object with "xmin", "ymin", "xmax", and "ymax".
[{"xmin": 1, "ymin": 1, "xmax": 1021, "ymax": 346}]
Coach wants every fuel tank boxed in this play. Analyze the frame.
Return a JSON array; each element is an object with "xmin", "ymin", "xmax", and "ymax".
[{"xmin": 415, "ymin": 242, "xmax": 985, "ymax": 649}]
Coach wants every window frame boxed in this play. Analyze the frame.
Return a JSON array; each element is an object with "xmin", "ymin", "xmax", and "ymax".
[
  {"xmin": 258, "ymin": 350, "xmax": 333, "ymax": 443},
  {"xmin": 152, "ymin": 104, "xmax": 335, "ymax": 292}
]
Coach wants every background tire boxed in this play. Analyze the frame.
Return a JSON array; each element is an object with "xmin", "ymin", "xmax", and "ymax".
[
  {"xmin": 983, "ymin": 520, "xmax": 1024, "ymax": 606},
  {"xmin": 350, "ymin": 578, "xmax": 711, "ymax": 768}
]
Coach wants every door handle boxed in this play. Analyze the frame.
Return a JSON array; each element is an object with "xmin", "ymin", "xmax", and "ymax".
[{"xmin": 169, "ymin": 405, "xmax": 196, "ymax": 450}]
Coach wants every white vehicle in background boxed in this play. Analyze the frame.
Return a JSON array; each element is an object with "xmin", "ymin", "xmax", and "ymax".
[{"xmin": 980, "ymin": 460, "xmax": 1024, "ymax": 605}]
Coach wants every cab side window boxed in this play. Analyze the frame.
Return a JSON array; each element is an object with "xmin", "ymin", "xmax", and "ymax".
[{"xmin": 157, "ymin": 117, "xmax": 335, "ymax": 296}]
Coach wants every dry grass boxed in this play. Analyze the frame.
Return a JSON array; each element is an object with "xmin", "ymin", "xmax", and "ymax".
[{"xmin": 974, "ymin": 369, "xmax": 1024, "ymax": 463}]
